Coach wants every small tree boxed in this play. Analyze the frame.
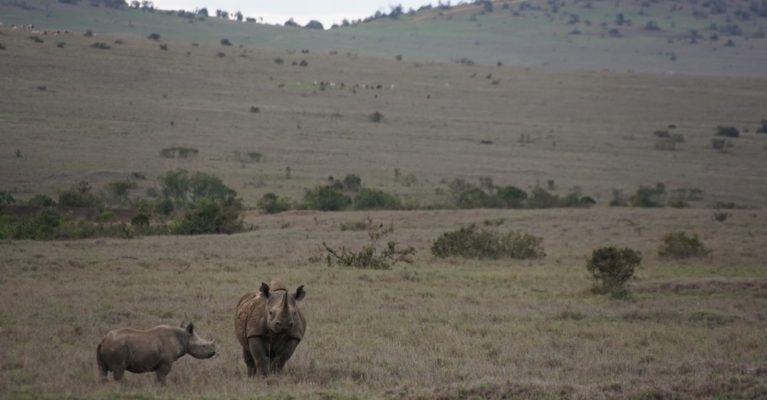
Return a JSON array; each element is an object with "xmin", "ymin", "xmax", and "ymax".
[{"xmin": 586, "ymin": 246, "xmax": 642, "ymax": 293}]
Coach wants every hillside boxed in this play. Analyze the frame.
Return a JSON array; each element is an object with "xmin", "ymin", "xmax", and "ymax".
[
  {"xmin": 1, "ymin": 26, "xmax": 766, "ymax": 208},
  {"xmin": 1, "ymin": 0, "xmax": 766, "ymax": 76}
]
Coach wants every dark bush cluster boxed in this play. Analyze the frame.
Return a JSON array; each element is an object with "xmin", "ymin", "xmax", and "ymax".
[
  {"xmin": 445, "ymin": 178, "xmax": 594, "ymax": 209},
  {"xmin": 586, "ymin": 246, "xmax": 642, "ymax": 294},
  {"xmin": 431, "ymin": 224, "xmax": 545, "ymax": 260},
  {"xmin": 658, "ymin": 232, "xmax": 709, "ymax": 259},
  {"xmin": 257, "ymin": 193, "xmax": 291, "ymax": 214}
]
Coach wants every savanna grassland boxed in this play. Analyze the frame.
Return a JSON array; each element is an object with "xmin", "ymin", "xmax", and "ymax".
[
  {"xmin": 1, "ymin": 1, "xmax": 767, "ymax": 399},
  {"xmin": 1, "ymin": 208, "xmax": 767, "ymax": 399}
]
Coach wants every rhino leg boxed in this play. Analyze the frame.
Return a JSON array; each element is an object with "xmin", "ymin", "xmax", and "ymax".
[
  {"xmin": 248, "ymin": 337, "xmax": 269, "ymax": 377},
  {"xmin": 155, "ymin": 362, "xmax": 172, "ymax": 384},
  {"xmin": 242, "ymin": 348, "xmax": 256, "ymax": 377},
  {"xmin": 112, "ymin": 367, "xmax": 125, "ymax": 381},
  {"xmin": 272, "ymin": 338, "xmax": 300, "ymax": 373}
]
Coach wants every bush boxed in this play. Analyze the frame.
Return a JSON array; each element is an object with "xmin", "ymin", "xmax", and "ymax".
[
  {"xmin": 27, "ymin": 194, "xmax": 55, "ymax": 207},
  {"xmin": 0, "ymin": 191, "xmax": 15, "ymax": 206},
  {"xmin": 159, "ymin": 169, "xmax": 237, "ymax": 205},
  {"xmin": 303, "ymin": 185, "xmax": 351, "ymax": 211},
  {"xmin": 170, "ymin": 197, "xmax": 243, "ymax": 235},
  {"xmin": 368, "ymin": 111, "xmax": 384, "ymax": 123},
  {"xmin": 220, "ymin": 38, "xmax": 232, "ymax": 46},
  {"xmin": 59, "ymin": 181, "xmax": 100, "ymax": 208},
  {"xmin": 107, "ymin": 180, "xmax": 137, "ymax": 205},
  {"xmin": 353, "ymin": 188, "xmax": 401, "ymax": 210},
  {"xmin": 629, "ymin": 183, "xmax": 665, "ymax": 207},
  {"xmin": 160, "ymin": 146, "xmax": 198, "ymax": 159},
  {"xmin": 586, "ymin": 246, "xmax": 642, "ymax": 293},
  {"xmin": 715, "ymin": 126, "xmax": 740, "ymax": 138},
  {"xmin": 90, "ymin": 42, "xmax": 110, "ymax": 49},
  {"xmin": 148, "ymin": 33, "xmax": 161, "ymax": 41},
  {"xmin": 342, "ymin": 174, "xmax": 362, "ymax": 192},
  {"xmin": 431, "ymin": 224, "xmax": 545, "ymax": 260},
  {"xmin": 323, "ymin": 223, "xmax": 415, "ymax": 269},
  {"xmin": 257, "ymin": 193, "xmax": 291, "ymax": 214},
  {"xmin": 658, "ymin": 232, "xmax": 709, "ymax": 259},
  {"xmin": 496, "ymin": 185, "xmax": 527, "ymax": 208}
]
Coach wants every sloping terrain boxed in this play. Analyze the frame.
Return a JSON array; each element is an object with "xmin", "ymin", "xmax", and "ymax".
[
  {"xmin": 1, "ymin": 27, "xmax": 766, "ymax": 207},
  {"xmin": 1, "ymin": 0, "xmax": 766, "ymax": 76}
]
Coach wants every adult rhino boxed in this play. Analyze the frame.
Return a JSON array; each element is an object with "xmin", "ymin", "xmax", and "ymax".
[
  {"xmin": 234, "ymin": 280, "xmax": 306, "ymax": 377},
  {"xmin": 97, "ymin": 323, "xmax": 216, "ymax": 384}
]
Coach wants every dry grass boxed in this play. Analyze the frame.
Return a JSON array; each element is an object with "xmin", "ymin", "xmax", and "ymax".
[
  {"xmin": 0, "ymin": 28, "xmax": 766, "ymax": 208},
  {"xmin": 1, "ymin": 20, "xmax": 767, "ymax": 400},
  {"xmin": 1, "ymin": 209, "xmax": 766, "ymax": 399}
]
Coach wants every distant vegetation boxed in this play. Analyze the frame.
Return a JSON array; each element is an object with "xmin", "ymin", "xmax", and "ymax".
[
  {"xmin": 431, "ymin": 224, "xmax": 545, "ymax": 260},
  {"xmin": 0, "ymin": 170, "xmax": 246, "ymax": 240},
  {"xmin": 160, "ymin": 146, "xmax": 199, "ymax": 159}
]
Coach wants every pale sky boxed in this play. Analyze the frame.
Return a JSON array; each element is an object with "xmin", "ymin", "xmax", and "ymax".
[{"xmin": 150, "ymin": 0, "xmax": 436, "ymax": 27}]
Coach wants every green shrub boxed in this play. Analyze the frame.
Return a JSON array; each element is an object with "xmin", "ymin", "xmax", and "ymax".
[
  {"xmin": 257, "ymin": 193, "xmax": 291, "ymax": 214},
  {"xmin": 714, "ymin": 126, "xmax": 740, "ymax": 138},
  {"xmin": 629, "ymin": 184, "xmax": 665, "ymax": 207},
  {"xmin": 27, "ymin": 194, "xmax": 56, "ymax": 207},
  {"xmin": 159, "ymin": 169, "xmax": 236, "ymax": 205},
  {"xmin": 431, "ymin": 224, "xmax": 545, "ymax": 260},
  {"xmin": 342, "ymin": 174, "xmax": 362, "ymax": 192},
  {"xmin": 496, "ymin": 186, "xmax": 527, "ymax": 208},
  {"xmin": 59, "ymin": 181, "xmax": 100, "ymax": 208},
  {"xmin": 171, "ymin": 197, "xmax": 243, "ymax": 235},
  {"xmin": 154, "ymin": 198, "xmax": 175, "ymax": 216},
  {"xmin": 353, "ymin": 188, "xmax": 401, "ymax": 210},
  {"xmin": 303, "ymin": 185, "xmax": 352, "ymax": 211},
  {"xmin": 0, "ymin": 191, "xmax": 15, "ymax": 206},
  {"xmin": 131, "ymin": 213, "xmax": 150, "ymax": 228},
  {"xmin": 658, "ymin": 232, "xmax": 709, "ymax": 259},
  {"xmin": 107, "ymin": 180, "xmax": 137, "ymax": 205},
  {"xmin": 586, "ymin": 246, "xmax": 642, "ymax": 293}
]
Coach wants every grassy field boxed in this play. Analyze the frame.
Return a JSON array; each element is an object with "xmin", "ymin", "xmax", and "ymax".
[
  {"xmin": 1, "ymin": 28, "xmax": 766, "ymax": 208},
  {"xmin": 1, "ymin": 2, "xmax": 767, "ymax": 398},
  {"xmin": 1, "ymin": 0, "xmax": 766, "ymax": 76},
  {"xmin": 1, "ymin": 208, "xmax": 766, "ymax": 399}
]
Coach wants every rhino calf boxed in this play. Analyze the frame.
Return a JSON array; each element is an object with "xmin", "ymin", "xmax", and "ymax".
[
  {"xmin": 235, "ymin": 280, "xmax": 306, "ymax": 377},
  {"xmin": 97, "ymin": 323, "xmax": 216, "ymax": 384}
]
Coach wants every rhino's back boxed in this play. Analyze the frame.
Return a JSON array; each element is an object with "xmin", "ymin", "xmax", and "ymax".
[{"xmin": 234, "ymin": 291, "xmax": 266, "ymax": 346}]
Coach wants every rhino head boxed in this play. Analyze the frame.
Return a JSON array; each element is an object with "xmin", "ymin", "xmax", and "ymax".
[
  {"xmin": 260, "ymin": 282, "xmax": 305, "ymax": 334},
  {"xmin": 184, "ymin": 323, "xmax": 217, "ymax": 359}
]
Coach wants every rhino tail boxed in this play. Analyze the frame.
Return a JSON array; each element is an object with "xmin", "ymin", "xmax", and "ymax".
[{"xmin": 97, "ymin": 342, "xmax": 109, "ymax": 378}]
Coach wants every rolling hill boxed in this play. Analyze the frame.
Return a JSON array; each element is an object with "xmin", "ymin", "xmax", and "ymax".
[{"xmin": 1, "ymin": 0, "xmax": 767, "ymax": 76}]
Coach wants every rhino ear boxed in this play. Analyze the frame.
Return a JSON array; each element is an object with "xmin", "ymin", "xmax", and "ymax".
[
  {"xmin": 294, "ymin": 285, "xmax": 306, "ymax": 301},
  {"xmin": 259, "ymin": 282, "xmax": 270, "ymax": 298},
  {"xmin": 186, "ymin": 322, "xmax": 194, "ymax": 335}
]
